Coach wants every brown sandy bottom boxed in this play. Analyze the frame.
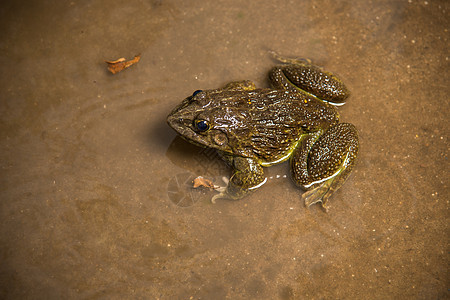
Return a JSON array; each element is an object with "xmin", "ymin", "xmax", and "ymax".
[{"xmin": 0, "ymin": 0, "xmax": 448, "ymax": 299}]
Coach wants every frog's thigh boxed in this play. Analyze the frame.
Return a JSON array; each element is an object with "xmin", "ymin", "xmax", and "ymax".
[
  {"xmin": 268, "ymin": 66, "xmax": 297, "ymax": 91},
  {"xmin": 291, "ymin": 123, "xmax": 359, "ymax": 207},
  {"xmin": 269, "ymin": 64, "xmax": 350, "ymax": 104}
]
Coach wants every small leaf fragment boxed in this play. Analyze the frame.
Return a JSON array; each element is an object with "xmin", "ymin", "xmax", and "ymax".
[
  {"xmin": 193, "ymin": 176, "xmax": 216, "ymax": 190},
  {"xmin": 105, "ymin": 54, "xmax": 141, "ymax": 74}
]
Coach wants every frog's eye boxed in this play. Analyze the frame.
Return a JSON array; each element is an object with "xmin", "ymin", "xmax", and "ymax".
[
  {"xmin": 192, "ymin": 90, "xmax": 203, "ymax": 97},
  {"xmin": 194, "ymin": 119, "xmax": 210, "ymax": 132}
]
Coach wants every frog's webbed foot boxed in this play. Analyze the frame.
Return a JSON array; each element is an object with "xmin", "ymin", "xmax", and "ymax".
[
  {"xmin": 291, "ymin": 123, "xmax": 359, "ymax": 209},
  {"xmin": 211, "ymin": 190, "xmax": 227, "ymax": 204},
  {"xmin": 302, "ymin": 176, "xmax": 337, "ymax": 211},
  {"xmin": 211, "ymin": 177, "xmax": 229, "ymax": 204}
]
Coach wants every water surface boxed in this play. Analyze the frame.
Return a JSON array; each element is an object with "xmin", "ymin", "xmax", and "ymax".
[{"xmin": 0, "ymin": 0, "xmax": 448, "ymax": 298}]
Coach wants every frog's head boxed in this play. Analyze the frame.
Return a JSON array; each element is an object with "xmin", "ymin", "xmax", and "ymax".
[{"xmin": 167, "ymin": 89, "xmax": 249, "ymax": 155}]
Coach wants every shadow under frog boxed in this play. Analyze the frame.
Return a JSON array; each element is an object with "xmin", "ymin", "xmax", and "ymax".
[{"xmin": 166, "ymin": 56, "xmax": 359, "ymax": 210}]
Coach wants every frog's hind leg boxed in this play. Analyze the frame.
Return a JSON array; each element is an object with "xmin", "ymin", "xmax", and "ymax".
[
  {"xmin": 291, "ymin": 123, "xmax": 359, "ymax": 209},
  {"xmin": 268, "ymin": 61, "xmax": 350, "ymax": 105}
]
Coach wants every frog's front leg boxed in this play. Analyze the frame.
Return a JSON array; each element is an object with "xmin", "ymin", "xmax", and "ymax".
[
  {"xmin": 291, "ymin": 123, "xmax": 359, "ymax": 209},
  {"xmin": 211, "ymin": 155, "xmax": 266, "ymax": 203}
]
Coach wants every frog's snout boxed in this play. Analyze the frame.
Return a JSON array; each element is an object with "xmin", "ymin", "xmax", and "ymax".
[{"xmin": 167, "ymin": 114, "xmax": 182, "ymax": 131}]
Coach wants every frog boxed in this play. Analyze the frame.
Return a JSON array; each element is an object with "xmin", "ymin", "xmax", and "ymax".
[{"xmin": 167, "ymin": 56, "xmax": 359, "ymax": 209}]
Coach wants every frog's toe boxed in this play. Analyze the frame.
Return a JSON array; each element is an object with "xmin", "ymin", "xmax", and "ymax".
[
  {"xmin": 302, "ymin": 180, "xmax": 333, "ymax": 209},
  {"xmin": 221, "ymin": 176, "xmax": 229, "ymax": 185},
  {"xmin": 210, "ymin": 177, "xmax": 229, "ymax": 203},
  {"xmin": 211, "ymin": 184, "xmax": 234, "ymax": 203},
  {"xmin": 211, "ymin": 190, "xmax": 227, "ymax": 204}
]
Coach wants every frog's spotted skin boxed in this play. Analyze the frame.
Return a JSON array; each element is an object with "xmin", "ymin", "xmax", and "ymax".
[
  {"xmin": 269, "ymin": 64, "xmax": 349, "ymax": 105},
  {"xmin": 290, "ymin": 122, "xmax": 358, "ymax": 207},
  {"xmin": 167, "ymin": 58, "xmax": 359, "ymax": 209}
]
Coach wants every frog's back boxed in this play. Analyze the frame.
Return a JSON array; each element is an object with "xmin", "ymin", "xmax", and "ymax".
[
  {"xmin": 247, "ymin": 89, "xmax": 338, "ymax": 129},
  {"xmin": 210, "ymin": 88, "xmax": 338, "ymax": 127},
  {"xmin": 214, "ymin": 89, "xmax": 338, "ymax": 163}
]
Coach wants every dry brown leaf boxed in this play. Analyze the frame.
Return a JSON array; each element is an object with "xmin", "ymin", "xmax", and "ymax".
[
  {"xmin": 106, "ymin": 57, "xmax": 126, "ymax": 64},
  {"xmin": 193, "ymin": 176, "xmax": 216, "ymax": 189},
  {"xmin": 105, "ymin": 54, "xmax": 141, "ymax": 74}
]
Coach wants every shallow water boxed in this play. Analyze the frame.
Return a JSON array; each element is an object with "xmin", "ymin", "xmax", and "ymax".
[{"xmin": 0, "ymin": 0, "xmax": 448, "ymax": 299}]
